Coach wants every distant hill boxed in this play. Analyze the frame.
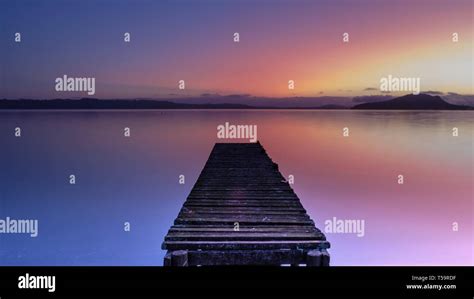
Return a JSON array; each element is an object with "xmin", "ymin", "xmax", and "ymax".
[
  {"xmin": 352, "ymin": 94, "xmax": 472, "ymax": 110},
  {"xmin": 0, "ymin": 98, "xmax": 349, "ymax": 110},
  {"xmin": 0, "ymin": 99, "xmax": 253, "ymax": 109},
  {"xmin": 1, "ymin": 95, "xmax": 472, "ymax": 110}
]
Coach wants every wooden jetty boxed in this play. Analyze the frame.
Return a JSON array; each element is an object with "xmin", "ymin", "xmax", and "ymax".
[{"xmin": 162, "ymin": 142, "xmax": 330, "ymax": 266}]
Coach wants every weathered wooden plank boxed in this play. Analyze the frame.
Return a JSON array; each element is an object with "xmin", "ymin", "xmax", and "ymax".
[
  {"xmin": 190, "ymin": 188, "xmax": 294, "ymax": 192},
  {"xmin": 176, "ymin": 218, "xmax": 312, "ymax": 226},
  {"xmin": 165, "ymin": 233, "xmax": 324, "ymax": 242},
  {"xmin": 174, "ymin": 218, "xmax": 314, "ymax": 226},
  {"xmin": 174, "ymin": 214, "xmax": 313, "ymax": 224},
  {"xmin": 184, "ymin": 202, "xmax": 303, "ymax": 208},
  {"xmin": 192, "ymin": 182, "xmax": 289, "ymax": 186},
  {"xmin": 196, "ymin": 177, "xmax": 284, "ymax": 179},
  {"xmin": 180, "ymin": 210, "xmax": 306, "ymax": 215},
  {"xmin": 189, "ymin": 190, "xmax": 295, "ymax": 196},
  {"xmin": 164, "ymin": 240, "xmax": 330, "ymax": 251},
  {"xmin": 169, "ymin": 225, "xmax": 321, "ymax": 233},
  {"xmin": 197, "ymin": 175, "xmax": 283, "ymax": 179},
  {"xmin": 179, "ymin": 211, "xmax": 306, "ymax": 217},
  {"xmin": 167, "ymin": 231, "xmax": 323, "ymax": 238},
  {"xmin": 186, "ymin": 196, "xmax": 299, "ymax": 201},
  {"xmin": 180, "ymin": 206, "xmax": 306, "ymax": 213},
  {"xmin": 184, "ymin": 199, "xmax": 301, "ymax": 204},
  {"xmin": 187, "ymin": 249, "xmax": 306, "ymax": 266},
  {"xmin": 165, "ymin": 231, "xmax": 324, "ymax": 237},
  {"xmin": 193, "ymin": 186, "xmax": 290, "ymax": 189}
]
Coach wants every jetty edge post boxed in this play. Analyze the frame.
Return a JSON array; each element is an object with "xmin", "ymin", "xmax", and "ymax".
[
  {"xmin": 163, "ymin": 252, "xmax": 172, "ymax": 266},
  {"xmin": 171, "ymin": 250, "xmax": 189, "ymax": 267},
  {"xmin": 306, "ymin": 249, "xmax": 322, "ymax": 266},
  {"xmin": 321, "ymin": 249, "xmax": 330, "ymax": 266}
]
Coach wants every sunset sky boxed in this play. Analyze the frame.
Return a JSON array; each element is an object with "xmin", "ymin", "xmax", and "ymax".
[{"xmin": 1, "ymin": 0, "xmax": 472, "ymax": 99}]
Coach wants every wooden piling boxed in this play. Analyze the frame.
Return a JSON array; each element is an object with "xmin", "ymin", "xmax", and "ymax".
[
  {"xmin": 171, "ymin": 250, "xmax": 189, "ymax": 267},
  {"xmin": 321, "ymin": 249, "xmax": 330, "ymax": 267},
  {"xmin": 306, "ymin": 249, "xmax": 322, "ymax": 266},
  {"xmin": 163, "ymin": 252, "xmax": 172, "ymax": 267}
]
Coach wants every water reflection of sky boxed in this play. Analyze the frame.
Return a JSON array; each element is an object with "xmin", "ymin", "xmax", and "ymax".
[{"xmin": 0, "ymin": 110, "xmax": 472, "ymax": 265}]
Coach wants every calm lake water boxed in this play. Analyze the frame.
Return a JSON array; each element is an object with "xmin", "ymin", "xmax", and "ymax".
[{"xmin": 0, "ymin": 110, "xmax": 472, "ymax": 266}]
